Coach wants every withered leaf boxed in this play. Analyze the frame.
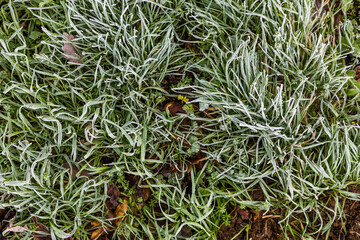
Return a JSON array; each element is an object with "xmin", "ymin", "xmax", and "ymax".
[
  {"xmin": 6, "ymin": 226, "xmax": 27, "ymax": 233},
  {"xmin": 164, "ymin": 101, "xmax": 186, "ymax": 116},
  {"xmin": 91, "ymin": 221, "xmax": 102, "ymax": 227},
  {"xmin": 114, "ymin": 200, "xmax": 128, "ymax": 227},
  {"xmin": 137, "ymin": 185, "xmax": 151, "ymax": 203},
  {"xmin": 236, "ymin": 208, "xmax": 250, "ymax": 220},
  {"xmin": 253, "ymin": 210, "xmax": 262, "ymax": 222},
  {"xmin": 90, "ymin": 227, "xmax": 104, "ymax": 240},
  {"xmin": 90, "ymin": 220, "xmax": 112, "ymax": 240},
  {"xmin": 32, "ymin": 216, "xmax": 51, "ymax": 240},
  {"xmin": 107, "ymin": 184, "xmax": 120, "ymax": 208},
  {"xmin": 62, "ymin": 33, "xmax": 83, "ymax": 64}
]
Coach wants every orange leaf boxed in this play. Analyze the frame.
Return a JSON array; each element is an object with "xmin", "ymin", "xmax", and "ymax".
[
  {"xmin": 115, "ymin": 200, "xmax": 128, "ymax": 226},
  {"xmin": 90, "ymin": 227, "xmax": 104, "ymax": 240},
  {"xmin": 91, "ymin": 220, "xmax": 102, "ymax": 227},
  {"xmin": 253, "ymin": 211, "xmax": 262, "ymax": 221}
]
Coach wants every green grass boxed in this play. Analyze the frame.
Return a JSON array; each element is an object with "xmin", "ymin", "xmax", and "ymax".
[{"xmin": 1, "ymin": 0, "xmax": 360, "ymax": 239}]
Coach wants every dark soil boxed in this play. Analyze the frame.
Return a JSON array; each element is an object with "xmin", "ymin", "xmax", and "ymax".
[
  {"xmin": 161, "ymin": 74, "xmax": 183, "ymax": 93},
  {"xmin": 0, "ymin": 207, "xmax": 16, "ymax": 240},
  {"xmin": 217, "ymin": 207, "xmax": 283, "ymax": 240},
  {"xmin": 217, "ymin": 186, "xmax": 360, "ymax": 240},
  {"xmin": 316, "ymin": 185, "xmax": 360, "ymax": 240},
  {"xmin": 160, "ymin": 70, "xmax": 196, "ymax": 95}
]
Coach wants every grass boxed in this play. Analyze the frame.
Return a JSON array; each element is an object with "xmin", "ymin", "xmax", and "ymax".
[{"xmin": 1, "ymin": 0, "xmax": 360, "ymax": 239}]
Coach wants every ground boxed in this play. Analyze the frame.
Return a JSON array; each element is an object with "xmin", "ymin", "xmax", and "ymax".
[{"xmin": 1, "ymin": 0, "xmax": 360, "ymax": 239}]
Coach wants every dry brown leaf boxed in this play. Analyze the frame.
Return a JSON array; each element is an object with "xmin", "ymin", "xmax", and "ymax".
[
  {"xmin": 90, "ymin": 220, "xmax": 113, "ymax": 240},
  {"xmin": 137, "ymin": 185, "xmax": 151, "ymax": 203},
  {"xmin": 115, "ymin": 200, "xmax": 128, "ymax": 226},
  {"xmin": 6, "ymin": 226, "xmax": 27, "ymax": 233},
  {"xmin": 334, "ymin": 12, "xmax": 343, "ymax": 29},
  {"xmin": 237, "ymin": 209, "xmax": 250, "ymax": 220},
  {"xmin": 164, "ymin": 101, "xmax": 185, "ymax": 116},
  {"xmin": 253, "ymin": 211, "xmax": 262, "ymax": 222},
  {"xmin": 32, "ymin": 216, "xmax": 51, "ymax": 240},
  {"xmin": 107, "ymin": 184, "xmax": 120, "ymax": 208},
  {"xmin": 62, "ymin": 33, "xmax": 83, "ymax": 64},
  {"xmin": 91, "ymin": 221, "xmax": 102, "ymax": 227}
]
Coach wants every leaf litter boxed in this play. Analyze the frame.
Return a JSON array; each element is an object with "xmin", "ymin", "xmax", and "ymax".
[
  {"xmin": 90, "ymin": 184, "xmax": 129, "ymax": 240},
  {"xmin": 62, "ymin": 33, "xmax": 83, "ymax": 64},
  {"xmin": 32, "ymin": 216, "xmax": 51, "ymax": 240}
]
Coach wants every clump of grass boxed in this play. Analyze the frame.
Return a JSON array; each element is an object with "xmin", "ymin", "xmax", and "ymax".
[{"xmin": 1, "ymin": 0, "xmax": 360, "ymax": 239}]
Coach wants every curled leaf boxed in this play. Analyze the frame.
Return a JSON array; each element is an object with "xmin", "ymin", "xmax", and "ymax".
[
  {"xmin": 90, "ymin": 227, "xmax": 104, "ymax": 240},
  {"xmin": 115, "ymin": 200, "xmax": 128, "ymax": 227}
]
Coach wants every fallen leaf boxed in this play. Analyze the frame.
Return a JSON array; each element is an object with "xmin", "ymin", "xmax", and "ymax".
[
  {"xmin": 107, "ymin": 184, "xmax": 120, "ymax": 208},
  {"xmin": 62, "ymin": 33, "xmax": 83, "ymax": 64},
  {"xmin": 213, "ymin": 160, "xmax": 220, "ymax": 166},
  {"xmin": 6, "ymin": 226, "xmax": 27, "ymax": 233},
  {"xmin": 164, "ymin": 101, "xmax": 186, "ymax": 116},
  {"xmin": 253, "ymin": 211, "xmax": 262, "ymax": 222},
  {"xmin": 0, "ymin": 208, "xmax": 16, "ymax": 236},
  {"xmin": 355, "ymin": 65, "xmax": 360, "ymax": 81},
  {"xmin": 91, "ymin": 221, "xmax": 102, "ymax": 227},
  {"xmin": 32, "ymin": 216, "xmax": 51, "ymax": 240},
  {"xmin": 91, "ymin": 227, "xmax": 104, "ymax": 240},
  {"xmin": 114, "ymin": 200, "xmax": 128, "ymax": 227},
  {"xmin": 137, "ymin": 185, "xmax": 151, "ymax": 203},
  {"xmin": 236, "ymin": 209, "xmax": 250, "ymax": 220}
]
